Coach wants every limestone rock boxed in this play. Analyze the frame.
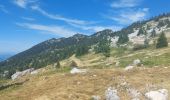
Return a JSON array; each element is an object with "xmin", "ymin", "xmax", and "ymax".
[
  {"xmin": 145, "ymin": 89, "xmax": 168, "ymax": 100},
  {"xmin": 70, "ymin": 68, "xmax": 86, "ymax": 74},
  {"xmin": 105, "ymin": 87, "xmax": 120, "ymax": 100},
  {"xmin": 92, "ymin": 95, "xmax": 101, "ymax": 100},
  {"xmin": 125, "ymin": 66, "xmax": 135, "ymax": 71},
  {"xmin": 11, "ymin": 68, "xmax": 34, "ymax": 80},
  {"xmin": 133, "ymin": 59, "xmax": 141, "ymax": 66}
]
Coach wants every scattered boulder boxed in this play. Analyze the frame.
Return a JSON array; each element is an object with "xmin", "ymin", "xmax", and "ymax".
[
  {"xmin": 145, "ymin": 89, "xmax": 168, "ymax": 100},
  {"xmin": 11, "ymin": 72, "xmax": 22, "ymax": 80},
  {"xmin": 70, "ymin": 68, "xmax": 86, "ymax": 74},
  {"xmin": 105, "ymin": 87, "xmax": 120, "ymax": 100},
  {"xmin": 31, "ymin": 69, "xmax": 40, "ymax": 75},
  {"xmin": 92, "ymin": 95, "xmax": 101, "ymax": 100},
  {"xmin": 133, "ymin": 59, "xmax": 141, "ymax": 66},
  {"xmin": 115, "ymin": 61, "xmax": 120, "ymax": 67},
  {"xmin": 11, "ymin": 68, "xmax": 34, "ymax": 80},
  {"xmin": 125, "ymin": 65, "xmax": 135, "ymax": 71},
  {"xmin": 21, "ymin": 68, "xmax": 34, "ymax": 75}
]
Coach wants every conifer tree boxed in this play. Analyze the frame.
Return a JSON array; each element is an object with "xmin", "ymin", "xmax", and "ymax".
[
  {"xmin": 117, "ymin": 34, "xmax": 129, "ymax": 44},
  {"xmin": 137, "ymin": 28, "xmax": 146, "ymax": 36},
  {"xmin": 156, "ymin": 32, "xmax": 168, "ymax": 48},
  {"xmin": 55, "ymin": 61, "xmax": 60, "ymax": 68},
  {"xmin": 151, "ymin": 29, "xmax": 156, "ymax": 37},
  {"xmin": 94, "ymin": 36, "xmax": 111, "ymax": 57}
]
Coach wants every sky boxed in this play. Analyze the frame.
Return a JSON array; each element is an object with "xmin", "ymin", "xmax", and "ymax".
[{"xmin": 0, "ymin": 0, "xmax": 170, "ymax": 54}]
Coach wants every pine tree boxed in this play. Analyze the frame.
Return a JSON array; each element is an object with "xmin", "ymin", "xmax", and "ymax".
[
  {"xmin": 94, "ymin": 37, "xmax": 111, "ymax": 57},
  {"xmin": 55, "ymin": 61, "xmax": 61, "ymax": 69},
  {"xmin": 156, "ymin": 32, "xmax": 168, "ymax": 48},
  {"xmin": 167, "ymin": 20, "xmax": 170, "ymax": 27},
  {"xmin": 144, "ymin": 38, "xmax": 149, "ymax": 48},
  {"xmin": 150, "ymin": 29, "xmax": 156, "ymax": 37},
  {"xmin": 157, "ymin": 21, "xmax": 165, "ymax": 28},
  {"xmin": 117, "ymin": 34, "xmax": 129, "ymax": 44},
  {"xmin": 137, "ymin": 28, "xmax": 146, "ymax": 36},
  {"xmin": 75, "ymin": 45, "xmax": 89, "ymax": 57}
]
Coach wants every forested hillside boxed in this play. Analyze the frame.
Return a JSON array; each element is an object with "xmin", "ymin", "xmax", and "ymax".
[{"xmin": 0, "ymin": 13, "xmax": 170, "ymax": 78}]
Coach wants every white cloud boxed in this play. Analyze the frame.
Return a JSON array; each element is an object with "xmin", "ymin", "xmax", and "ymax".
[
  {"xmin": 69, "ymin": 23, "xmax": 122, "ymax": 32},
  {"xmin": 13, "ymin": 0, "xmax": 27, "ymax": 8},
  {"xmin": 31, "ymin": 5, "xmax": 93, "ymax": 25},
  {"xmin": 22, "ymin": 17, "xmax": 35, "ymax": 21},
  {"xmin": 16, "ymin": 23, "xmax": 78, "ymax": 37},
  {"xmin": 0, "ymin": 5, "xmax": 9, "ymax": 13},
  {"xmin": 13, "ymin": 0, "xmax": 38, "ymax": 8},
  {"xmin": 108, "ymin": 8, "xmax": 149, "ymax": 25},
  {"xmin": 111, "ymin": 0, "xmax": 142, "ymax": 8}
]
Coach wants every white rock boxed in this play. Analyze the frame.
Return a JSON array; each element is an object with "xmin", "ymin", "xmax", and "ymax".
[
  {"xmin": 92, "ymin": 95, "xmax": 101, "ymax": 100},
  {"xmin": 125, "ymin": 66, "xmax": 135, "ymax": 71},
  {"xmin": 70, "ymin": 68, "xmax": 86, "ymax": 74},
  {"xmin": 21, "ymin": 68, "xmax": 34, "ymax": 75},
  {"xmin": 93, "ymin": 75, "xmax": 97, "ymax": 77},
  {"xmin": 11, "ymin": 68, "xmax": 34, "ymax": 80},
  {"xmin": 105, "ymin": 87, "xmax": 120, "ymax": 100},
  {"xmin": 145, "ymin": 89, "xmax": 168, "ymax": 100},
  {"xmin": 31, "ymin": 70, "xmax": 39, "ymax": 75},
  {"xmin": 115, "ymin": 61, "xmax": 120, "ymax": 67},
  {"xmin": 133, "ymin": 59, "xmax": 141, "ymax": 66},
  {"xmin": 11, "ymin": 72, "xmax": 22, "ymax": 80}
]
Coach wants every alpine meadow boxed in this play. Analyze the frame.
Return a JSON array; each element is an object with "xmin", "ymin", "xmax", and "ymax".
[{"xmin": 0, "ymin": 0, "xmax": 170, "ymax": 100}]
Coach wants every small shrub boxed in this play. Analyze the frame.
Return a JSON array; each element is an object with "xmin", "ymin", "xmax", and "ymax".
[
  {"xmin": 133, "ymin": 44, "xmax": 146, "ymax": 51},
  {"xmin": 70, "ymin": 61, "xmax": 78, "ymax": 67}
]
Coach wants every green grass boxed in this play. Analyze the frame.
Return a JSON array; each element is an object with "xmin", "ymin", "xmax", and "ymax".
[
  {"xmin": 55, "ymin": 67, "xmax": 72, "ymax": 73},
  {"xmin": 111, "ymin": 47, "xmax": 128, "ymax": 57},
  {"xmin": 38, "ymin": 66, "xmax": 72, "ymax": 77},
  {"xmin": 0, "ymin": 79, "xmax": 9, "ymax": 85},
  {"xmin": 115, "ymin": 47, "xmax": 170, "ymax": 67},
  {"xmin": 142, "ymin": 53, "xmax": 170, "ymax": 67},
  {"xmin": 0, "ymin": 84, "xmax": 21, "ymax": 94}
]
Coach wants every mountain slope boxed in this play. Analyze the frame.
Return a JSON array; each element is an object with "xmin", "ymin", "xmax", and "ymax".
[{"xmin": 0, "ymin": 13, "xmax": 170, "ymax": 78}]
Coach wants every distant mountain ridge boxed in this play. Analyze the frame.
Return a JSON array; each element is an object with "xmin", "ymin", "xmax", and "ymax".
[{"xmin": 0, "ymin": 12, "xmax": 170, "ymax": 78}]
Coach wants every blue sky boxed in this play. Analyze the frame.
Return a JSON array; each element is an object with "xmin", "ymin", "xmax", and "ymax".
[{"xmin": 0, "ymin": 0, "xmax": 170, "ymax": 54}]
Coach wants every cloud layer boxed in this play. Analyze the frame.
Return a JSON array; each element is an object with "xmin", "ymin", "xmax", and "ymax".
[
  {"xmin": 108, "ymin": 8, "xmax": 149, "ymax": 25},
  {"xmin": 111, "ymin": 0, "xmax": 142, "ymax": 8},
  {"xmin": 16, "ymin": 23, "xmax": 79, "ymax": 37},
  {"xmin": 107, "ymin": 0, "xmax": 149, "ymax": 25},
  {"xmin": 12, "ymin": 0, "xmax": 149, "ymax": 37}
]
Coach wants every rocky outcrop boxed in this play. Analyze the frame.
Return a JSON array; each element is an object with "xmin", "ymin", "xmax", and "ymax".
[
  {"xmin": 11, "ymin": 68, "xmax": 34, "ymax": 80},
  {"xmin": 145, "ymin": 89, "xmax": 168, "ymax": 100},
  {"xmin": 105, "ymin": 87, "xmax": 120, "ymax": 100},
  {"xmin": 31, "ymin": 69, "xmax": 40, "ymax": 75},
  {"xmin": 70, "ymin": 68, "xmax": 87, "ymax": 74},
  {"xmin": 125, "ymin": 65, "xmax": 135, "ymax": 71},
  {"xmin": 133, "ymin": 59, "xmax": 141, "ymax": 66},
  {"xmin": 92, "ymin": 95, "xmax": 101, "ymax": 100}
]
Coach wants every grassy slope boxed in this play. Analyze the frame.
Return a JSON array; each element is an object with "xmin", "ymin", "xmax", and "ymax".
[
  {"xmin": 0, "ymin": 46, "xmax": 170, "ymax": 100},
  {"xmin": 0, "ymin": 68, "xmax": 170, "ymax": 100}
]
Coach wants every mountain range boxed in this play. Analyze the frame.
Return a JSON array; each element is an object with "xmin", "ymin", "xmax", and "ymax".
[{"xmin": 0, "ymin": 12, "xmax": 170, "ymax": 78}]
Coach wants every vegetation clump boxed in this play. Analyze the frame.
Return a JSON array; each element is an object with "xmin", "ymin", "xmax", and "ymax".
[
  {"xmin": 94, "ymin": 37, "xmax": 111, "ymax": 57},
  {"xmin": 156, "ymin": 32, "xmax": 168, "ymax": 48}
]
